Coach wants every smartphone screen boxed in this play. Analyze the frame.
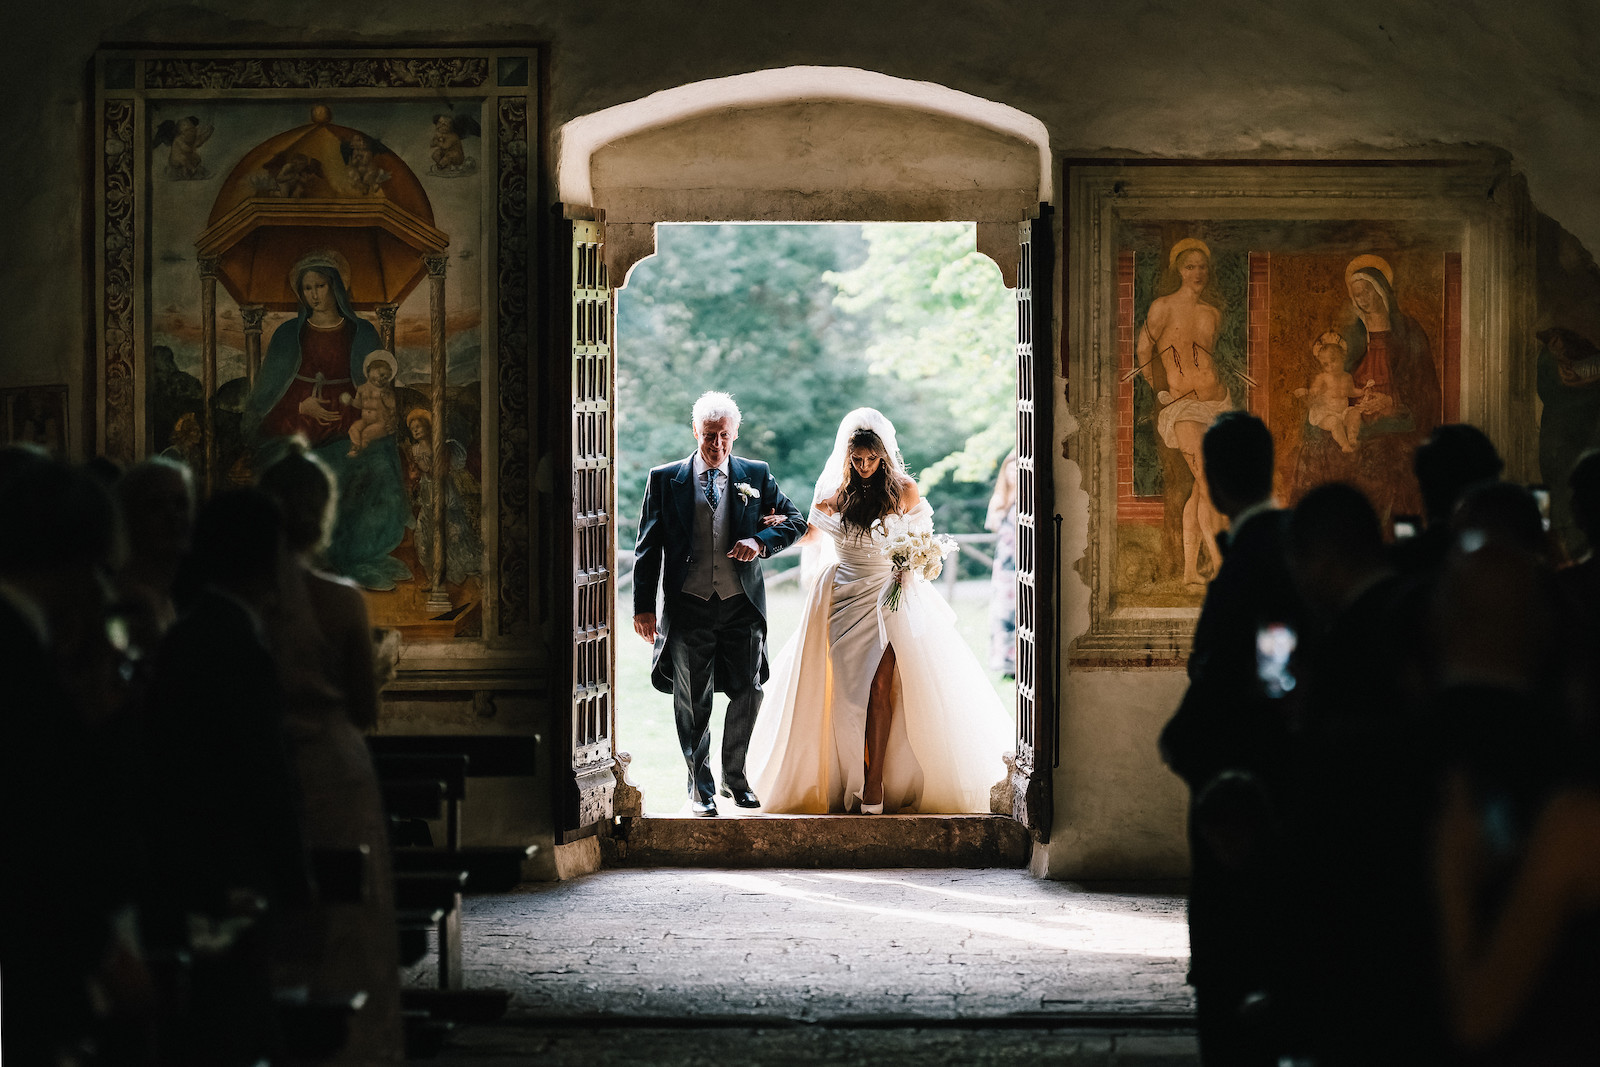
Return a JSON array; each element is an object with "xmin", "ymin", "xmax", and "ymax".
[
  {"xmin": 1530, "ymin": 485, "xmax": 1552, "ymax": 532},
  {"xmin": 1256, "ymin": 623, "xmax": 1297, "ymax": 698}
]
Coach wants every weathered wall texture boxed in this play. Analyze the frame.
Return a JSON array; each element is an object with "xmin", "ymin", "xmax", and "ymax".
[
  {"xmin": 8, "ymin": 0, "xmax": 1600, "ymax": 879},
  {"xmin": 590, "ymin": 101, "xmax": 1040, "ymax": 223},
  {"xmin": 10, "ymin": 0, "xmax": 1600, "ymax": 392}
]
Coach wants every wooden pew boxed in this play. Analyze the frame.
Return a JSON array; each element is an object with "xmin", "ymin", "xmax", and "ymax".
[{"xmin": 367, "ymin": 735, "xmax": 539, "ymax": 1006}]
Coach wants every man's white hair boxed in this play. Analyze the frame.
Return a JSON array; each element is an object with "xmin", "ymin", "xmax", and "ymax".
[{"xmin": 691, "ymin": 391, "xmax": 741, "ymax": 432}]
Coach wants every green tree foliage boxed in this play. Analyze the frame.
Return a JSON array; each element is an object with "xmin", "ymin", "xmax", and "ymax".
[
  {"xmin": 828, "ymin": 223, "xmax": 1017, "ymax": 490},
  {"xmin": 617, "ymin": 222, "xmax": 1015, "ymax": 573},
  {"xmin": 618, "ymin": 224, "xmax": 871, "ymax": 549}
]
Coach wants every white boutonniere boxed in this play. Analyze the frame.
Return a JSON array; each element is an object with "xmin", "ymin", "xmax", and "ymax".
[{"xmin": 735, "ymin": 482, "xmax": 760, "ymax": 502}]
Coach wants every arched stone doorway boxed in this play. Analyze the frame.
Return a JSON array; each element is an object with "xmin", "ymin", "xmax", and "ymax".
[{"xmin": 553, "ymin": 67, "xmax": 1056, "ymax": 858}]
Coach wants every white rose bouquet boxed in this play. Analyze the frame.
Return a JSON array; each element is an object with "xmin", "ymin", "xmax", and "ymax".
[{"xmin": 871, "ymin": 510, "xmax": 958, "ymax": 612}]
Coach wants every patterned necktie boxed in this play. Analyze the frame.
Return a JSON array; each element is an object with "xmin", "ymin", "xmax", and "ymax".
[{"xmin": 703, "ymin": 468, "xmax": 720, "ymax": 511}]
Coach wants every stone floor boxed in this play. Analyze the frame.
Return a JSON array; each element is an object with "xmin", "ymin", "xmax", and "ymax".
[
  {"xmin": 419, "ymin": 867, "xmax": 1197, "ymax": 1064},
  {"xmin": 434, "ymin": 1023, "xmax": 1199, "ymax": 1065}
]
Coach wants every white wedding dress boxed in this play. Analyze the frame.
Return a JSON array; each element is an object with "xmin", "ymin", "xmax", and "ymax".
[{"xmin": 747, "ymin": 499, "xmax": 1014, "ymax": 813}]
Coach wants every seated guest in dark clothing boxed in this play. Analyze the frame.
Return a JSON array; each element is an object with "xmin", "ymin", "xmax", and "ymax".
[
  {"xmin": 1395, "ymin": 423, "xmax": 1504, "ymax": 577},
  {"xmin": 1281, "ymin": 482, "xmax": 1442, "ymax": 1064},
  {"xmin": 1159, "ymin": 412, "xmax": 1301, "ymax": 1067},
  {"xmin": 0, "ymin": 454, "xmax": 152, "ymax": 1064},
  {"xmin": 114, "ymin": 456, "xmax": 196, "ymax": 654},
  {"xmin": 145, "ymin": 488, "xmax": 311, "ymax": 1065}
]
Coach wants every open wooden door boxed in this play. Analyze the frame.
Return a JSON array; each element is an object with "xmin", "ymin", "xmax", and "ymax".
[
  {"xmin": 558, "ymin": 217, "xmax": 617, "ymax": 841},
  {"xmin": 1010, "ymin": 207, "xmax": 1056, "ymax": 842}
]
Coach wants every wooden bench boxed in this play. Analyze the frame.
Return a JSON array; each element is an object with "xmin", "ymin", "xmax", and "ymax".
[
  {"xmin": 368, "ymin": 734, "xmax": 539, "ymax": 776},
  {"xmin": 373, "ymin": 753, "xmax": 467, "ymax": 847},
  {"xmin": 368, "ymin": 735, "xmax": 539, "ymax": 1000}
]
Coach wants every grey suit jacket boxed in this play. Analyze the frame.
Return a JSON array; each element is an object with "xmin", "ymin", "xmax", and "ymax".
[{"xmin": 632, "ymin": 454, "xmax": 806, "ymax": 693}]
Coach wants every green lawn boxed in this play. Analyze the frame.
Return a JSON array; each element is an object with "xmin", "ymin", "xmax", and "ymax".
[{"xmin": 615, "ymin": 579, "xmax": 1016, "ymax": 814}]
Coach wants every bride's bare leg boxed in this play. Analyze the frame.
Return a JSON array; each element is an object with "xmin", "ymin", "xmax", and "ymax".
[{"xmin": 863, "ymin": 644, "xmax": 897, "ymax": 808}]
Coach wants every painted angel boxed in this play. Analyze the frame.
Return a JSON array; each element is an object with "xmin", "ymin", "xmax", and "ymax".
[
  {"xmin": 429, "ymin": 113, "xmax": 481, "ymax": 176},
  {"xmin": 153, "ymin": 116, "xmax": 214, "ymax": 180},
  {"xmin": 341, "ymin": 132, "xmax": 392, "ymax": 195}
]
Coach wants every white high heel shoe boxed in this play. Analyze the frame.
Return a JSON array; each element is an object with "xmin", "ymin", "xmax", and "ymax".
[{"xmin": 854, "ymin": 790, "xmax": 884, "ymax": 815}]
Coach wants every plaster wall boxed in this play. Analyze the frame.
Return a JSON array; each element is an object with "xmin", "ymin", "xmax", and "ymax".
[
  {"xmin": 1036, "ymin": 406, "xmax": 1193, "ymax": 878},
  {"xmin": 1037, "ymin": 669, "xmax": 1193, "ymax": 880},
  {"xmin": 9, "ymin": 0, "xmax": 1600, "ymax": 400},
  {"xmin": 590, "ymin": 101, "xmax": 1040, "ymax": 224}
]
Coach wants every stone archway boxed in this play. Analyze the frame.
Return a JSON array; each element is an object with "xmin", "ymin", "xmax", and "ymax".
[
  {"xmin": 557, "ymin": 65, "xmax": 1050, "ymax": 285},
  {"xmin": 554, "ymin": 68, "xmax": 1055, "ymax": 855}
]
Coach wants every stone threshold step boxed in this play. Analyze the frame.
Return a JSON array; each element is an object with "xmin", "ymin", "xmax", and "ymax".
[{"xmin": 602, "ymin": 813, "xmax": 1030, "ymax": 868}]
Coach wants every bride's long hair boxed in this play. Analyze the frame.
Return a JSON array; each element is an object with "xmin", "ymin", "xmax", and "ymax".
[{"xmin": 836, "ymin": 428, "xmax": 904, "ymax": 537}]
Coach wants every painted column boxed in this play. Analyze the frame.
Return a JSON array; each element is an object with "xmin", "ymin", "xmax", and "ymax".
[
  {"xmin": 240, "ymin": 304, "xmax": 265, "ymax": 389},
  {"xmin": 425, "ymin": 254, "xmax": 452, "ymax": 611},
  {"xmin": 198, "ymin": 256, "xmax": 220, "ymax": 494}
]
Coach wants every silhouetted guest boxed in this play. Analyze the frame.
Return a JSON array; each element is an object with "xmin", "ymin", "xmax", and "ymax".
[
  {"xmin": 1558, "ymin": 450, "xmax": 1600, "ymax": 749},
  {"xmin": 0, "ymin": 440, "xmax": 51, "ymax": 481},
  {"xmin": 1452, "ymin": 479, "xmax": 1552, "ymax": 561},
  {"xmin": 145, "ymin": 488, "xmax": 309, "ymax": 1065},
  {"xmin": 0, "ymin": 454, "xmax": 150, "ymax": 1064},
  {"xmin": 259, "ymin": 441, "xmax": 404, "ymax": 1063},
  {"xmin": 1159, "ymin": 411, "xmax": 1300, "ymax": 1067},
  {"xmin": 1433, "ymin": 762, "xmax": 1600, "ymax": 1064},
  {"xmin": 84, "ymin": 454, "xmax": 125, "ymax": 487},
  {"xmin": 115, "ymin": 456, "xmax": 195, "ymax": 648},
  {"xmin": 1564, "ymin": 448, "xmax": 1600, "ymax": 604},
  {"xmin": 985, "ymin": 451, "xmax": 1018, "ymax": 677},
  {"xmin": 1281, "ymin": 482, "xmax": 1441, "ymax": 1063},
  {"xmin": 1395, "ymin": 423, "xmax": 1504, "ymax": 576},
  {"xmin": 1438, "ymin": 482, "xmax": 1578, "ymax": 768},
  {"xmin": 1428, "ymin": 522, "xmax": 1600, "ymax": 1061}
]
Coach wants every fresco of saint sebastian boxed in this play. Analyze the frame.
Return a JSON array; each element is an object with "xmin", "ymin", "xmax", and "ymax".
[{"xmin": 1137, "ymin": 238, "xmax": 1232, "ymax": 587}]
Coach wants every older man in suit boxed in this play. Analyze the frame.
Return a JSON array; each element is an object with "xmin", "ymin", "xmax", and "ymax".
[{"xmin": 633, "ymin": 392, "xmax": 807, "ymax": 815}]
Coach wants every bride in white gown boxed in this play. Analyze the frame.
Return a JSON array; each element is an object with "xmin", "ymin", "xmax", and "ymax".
[{"xmin": 747, "ymin": 408, "xmax": 1014, "ymax": 814}]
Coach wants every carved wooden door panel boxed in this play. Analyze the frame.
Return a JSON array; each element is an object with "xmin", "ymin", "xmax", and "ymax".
[
  {"xmin": 560, "ymin": 217, "xmax": 617, "ymax": 840},
  {"xmin": 1010, "ymin": 208, "xmax": 1056, "ymax": 842}
]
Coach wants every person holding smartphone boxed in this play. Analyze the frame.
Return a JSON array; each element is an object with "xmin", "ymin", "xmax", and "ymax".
[{"xmin": 1158, "ymin": 412, "xmax": 1302, "ymax": 1066}]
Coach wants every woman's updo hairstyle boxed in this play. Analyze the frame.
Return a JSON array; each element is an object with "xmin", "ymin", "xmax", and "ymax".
[{"xmin": 257, "ymin": 436, "xmax": 338, "ymax": 556}]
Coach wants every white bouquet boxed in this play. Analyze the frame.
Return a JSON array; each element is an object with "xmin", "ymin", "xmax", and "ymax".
[{"xmin": 871, "ymin": 510, "xmax": 958, "ymax": 612}]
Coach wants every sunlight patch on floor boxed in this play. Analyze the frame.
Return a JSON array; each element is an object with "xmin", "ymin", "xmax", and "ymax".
[{"xmin": 697, "ymin": 871, "xmax": 1189, "ymax": 958}]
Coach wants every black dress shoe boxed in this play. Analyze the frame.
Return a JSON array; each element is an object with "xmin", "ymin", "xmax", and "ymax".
[
  {"xmin": 690, "ymin": 797, "xmax": 718, "ymax": 817},
  {"xmin": 720, "ymin": 786, "xmax": 761, "ymax": 808}
]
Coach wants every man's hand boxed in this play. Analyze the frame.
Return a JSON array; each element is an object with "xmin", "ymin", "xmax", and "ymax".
[
  {"xmin": 728, "ymin": 537, "xmax": 762, "ymax": 562},
  {"xmin": 633, "ymin": 613, "xmax": 658, "ymax": 643}
]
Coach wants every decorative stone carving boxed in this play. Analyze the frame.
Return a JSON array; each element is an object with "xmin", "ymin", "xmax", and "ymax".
[
  {"xmin": 239, "ymin": 304, "xmax": 266, "ymax": 387},
  {"xmin": 989, "ymin": 752, "xmax": 1017, "ymax": 815},
  {"xmin": 611, "ymin": 751, "xmax": 644, "ymax": 819},
  {"xmin": 496, "ymin": 95, "xmax": 532, "ymax": 637},
  {"xmin": 144, "ymin": 57, "xmax": 489, "ymax": 91},
  {"xmin": 102, "ymin": 99, "xmax": 136, "ymax": 464}
]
